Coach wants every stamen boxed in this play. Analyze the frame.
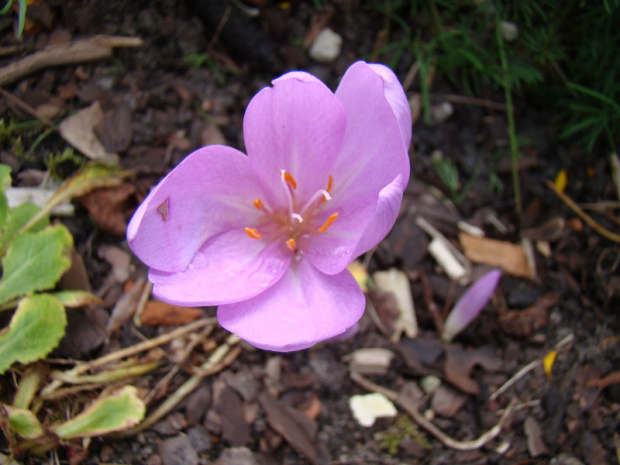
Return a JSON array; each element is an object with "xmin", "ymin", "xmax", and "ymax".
[
  {"xmin": 300, "ymin": 189, "xmax": 331, "ymax": 214},
  {"xmin": 322, "ymin": 175, "xmax": 334, "ymax": 203},
  {"xmin": 317, "ymin": 213, "xmax": 339, "ymax": 233},
  {"xmin": 292, "ymin": 213, "xmax": 303, "ymax": 223},
  {"xmin": 253, "ymin": 198, "xmax": 264, "ymax": 210},
  {"xmin": 279, "ymin": 169, "xmax": 297, "ymax": 189},
  {"xmin": 280, "ymin": 170, "xmax": 295, "ymax": 216},
  {"xmin": 286, "ymin": 238, "xmax": 296, "ymax": 251},
  {"xmin": 245, "ymin": 227, "xmax": 263, "ymax": 239}
]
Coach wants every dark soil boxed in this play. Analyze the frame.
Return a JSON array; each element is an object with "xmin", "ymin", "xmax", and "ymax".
[{"xmin": 0, "ymin": 1, "xmax": 618, "ymax": 465}]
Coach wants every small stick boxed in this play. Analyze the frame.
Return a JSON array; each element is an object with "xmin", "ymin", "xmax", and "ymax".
[
  {"xmin": 0, "ymin": 86, "xmax": 56, "ymax": 128},
  {"xmin": 40, "ymin": 318, "xmax": 216, "ymax": 396},
  {"xmin": 0, "ymin": 35, "xmax": 143, "ymax": 87},
  {"xmin": 351, "ymin": 372, "xmax": 516, "ymax": 451},
  {"xmin": 117, "ymin": 334, "xmax": 241, "ymax": 436},
  {"xmin": 142, "ymin": 327, "xmax": 212, "ymax": 405},
  {"xmin": 545, "ymin": 179, "xmax": 620, "ymax": 243},
  {"xmin": 444, "ymin": 94, "xmax": 507, "ymax": 111},
  {"xmin": 489, "ymin": 333, "xmax": 574, "ymax": 402}
]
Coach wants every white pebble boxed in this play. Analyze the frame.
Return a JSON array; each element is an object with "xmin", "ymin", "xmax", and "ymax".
[{"xmin": 309, "ymin": 29, "xmax": 343, "ymax": 63}]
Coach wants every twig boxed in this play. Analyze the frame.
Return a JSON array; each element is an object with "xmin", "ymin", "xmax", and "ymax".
[
  {"xmin": 545, "ymin": 180, "xmax": 620, "ymax": 243},
  {"xmin": 0, "ymin": 35, "xmax": 143, "ymax": 87},
  {"xmin": 117, "ymin": 334, "xmax": 241, "ymax": 436},
  {"xmin": 142, "ymin": 327, "xmax": 211, "ymax": 406},
  {"xmin": 132, "ymin": 281, "xmax": 153, "ymax": 327},
  {"xmin": 579, "ymin": 201, "xmax": 620, "ymax": 212},
  {"xmin": 351, "ymin": 372, "xmax": 516, "ymax": 451},
  {"xmin": 489, "ymin": 333, "xmax": 574, "ymax": 402},
  {"xmin": 0, "ymin": 86, "xmax": 56, "ymax": 128},
  {"xmin": 207, "ymin": 5, "xmax": 232, "ymax": 53},
  {"xmin": 444, "ymin": 94, "xmax": 507, "ymax": 111},
  {"xmin": 40, "ymin": 318, "xmax": 217, "ymax": 396},
  {"xmin": 418, "ymin": 266, "xmax": 444, "ymax": 334},
  {"xmin": 489, "ymin": 359, "xmax": 540, "ymax": 402},
  {"xmin": 402, "ymin": 61, "xmax": 419, "ymax": 92}
]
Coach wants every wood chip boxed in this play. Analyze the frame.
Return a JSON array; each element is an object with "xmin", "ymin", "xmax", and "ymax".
[
  {"xmin": 59, "ymin": 101, "xmax": 119, "ymax": 162},
  {"xmin": 140, "ymin": 301, "xmax": 204, "ymax": 327},
  {"xmin": 444, "ymin": 345, "xmax": 503, "ymax": 395},
  {"xmin": 372, "ymin": 268, "xmax": 418, "ymax": 341},
  {"xmin": 348, "ymin": 392, "xmax": 398, "ymax": 427},
  {"xmin": 524, "ymin": 416, "xmax": 548, "ymax": 457},
  {"xmin": 258, "ymin": 392, "xmax": 327, "ymax": 465},
  {"xmin": 460, "ymin": 233, "xmax": 535, "ymax": 279}
]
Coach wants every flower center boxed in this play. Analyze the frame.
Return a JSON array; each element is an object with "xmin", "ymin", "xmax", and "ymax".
[{"xmin": 244, "ymin": 170, "xmax": 338, "ymax": 253}]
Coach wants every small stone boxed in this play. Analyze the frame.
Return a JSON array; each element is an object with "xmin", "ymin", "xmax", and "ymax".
[
  {"xmin": 431, "ymin": 385, "xmax": 468, "ymax": 417},
  {"xmin": 187, "ymin": 425, "xmax": 212, "ymax": 453},
  {"xmin": 349, "ymin": 393, "xmax": 397, "ymax": 427},
  {"xmin": 308, "ymin": 29, "xmax": 343, "ymax": 63},
  {"xmin": 420, "ymin": 375, "xmax": 441, "ymax": 394},
  {"xmin": 158, "ymin": 434, "xmax": 198, "ymax": 465},
  {"xmin": 550, "ymin": 453, "xmax": 585, "ymax": 465},
  {"xmin": 430, "ymin": 102, "xmax": 454, "ymax": 124},
  {"xmin": 501, "ymin": 21, "xmax": 519, "ymax": 41}
]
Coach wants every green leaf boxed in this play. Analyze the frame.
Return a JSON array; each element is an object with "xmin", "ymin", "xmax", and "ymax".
[
  {"xmin": 18, "ymin": 163, "xmax": 125, "ymax": 236},
  {"xmin": 0, "ymin": 203, "xmax": 49, "ymax": 254},
  {"xmin": 0, "ymin": 294, "xmax": 67, "ymax": 374},
  {"xmin": 0, "ymin": 224, "xmax": 72, "ymax": 305},
  {"xmin": 52, "ymin": 386, "xmax": 145, "ymax": 439},
  {"xmin": 0, "ymin": 165, "xmax": 11, "ymax": 232},
  {"xmin": 0, "ymin": 165, "xmax": 11, "ymax": 192},
  {"xmin": 5, "ymin": 406, "xmax": 45, "ymax": 439},
  {"xmin": 50, "ymin": 290, "xmax": 104, "ymax": 308}
]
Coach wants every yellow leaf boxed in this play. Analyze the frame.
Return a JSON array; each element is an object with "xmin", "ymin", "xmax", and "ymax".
[
  {"xmin": 543, "ymin": 350, "xmax": 557, "ymax": 380},
  {"xmin": 554, "ymin": 170, "xmax": 567, "ymax": 193}
]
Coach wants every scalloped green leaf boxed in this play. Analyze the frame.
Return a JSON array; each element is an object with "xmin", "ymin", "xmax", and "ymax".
[
  {"xmin": 50, "ymin": 290, "xmax": 104, "ymax": 308},
  {"xmin": 52, "ymin": 386, "xmax": 145, "ymax": 439},
  {"xmin": 5, "ymin": 406, "xmax": 45, "ymax": 439},
  {"xmin": 0, "ymin": 165, "xmax": 11, "ymax": 192},
  {"xmin": 0, "ymin": 224, "xmax": 72, "ymax": 305},
  {"xmin": 0, "ymin": 294, "xmax": 67, "ymax": 374},
  {"xmin": 0, "ymin": 203, "xmax": 49, "ymax": 253},
  {"xmin": 0, "ymin": 165, "xmax": 11, "ymax": 231}
]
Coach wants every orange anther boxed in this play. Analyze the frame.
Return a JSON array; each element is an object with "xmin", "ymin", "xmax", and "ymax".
[
  {"xmin": 323, "ymin": 174, "xmax": 334, "ymax": 202},
  {"xmin": 280, "ymin": 170, "xmax": 297, "ymax": 189},
  {"xmin": 286, "ymin": 238, "xmax": 296, "ymax": 251},
  {"xmin": 245, "ymin": 227, "xmax": 263, "ymax": 239},
  {"xmin": 317, "ymin": 213, "xmax": 338, "ymax": 233},
  {"xmin": 253, "ymin": 198, "xmax": 264, "ymax": 209}
]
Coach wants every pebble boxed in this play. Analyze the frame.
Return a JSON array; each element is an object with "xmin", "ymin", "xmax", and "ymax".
[
  {"xmin": 550, "ymin": 453, "xmax": 585, "ymax": 465},
  {"xmin": 308, "ymin": 28, "xmax": 342, "ymax": 63},
  {"xmin": 158, "ymin": 434, "xmax": 199, "ymax": 465}
]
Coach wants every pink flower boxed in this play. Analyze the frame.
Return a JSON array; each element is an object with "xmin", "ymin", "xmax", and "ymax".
[
  {"xmin": 441, "ymin": 270, "xmax": 502, "ymax": 342},
  {"xmin": 127, "ymin": 61, "xmax": 411, "ymax": 351}
]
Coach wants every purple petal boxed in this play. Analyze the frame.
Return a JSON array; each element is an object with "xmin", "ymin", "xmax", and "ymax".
[
  {"xmin": 217, "ymin": 260, "xmax": 365, "ymax": 352},
  {"xmin": 244, "ymin": 75, "xmax": 346, "ymax": 208},
  {"xmin": 367, "ymin": 63, "xmax": 413, "ymax": 150},
  {"xmin": 332, "ymin": 61, "xmax": 410, "ymax": 204},
  {"xmin": 303, "ymin": 62, "xmax": 411, "ymax": 274},
  {"xmin": 127, "ymin": 146, "xmax": 264, "ymax": 273},
  {"xmin": 149, "ymin": 229, "xmax": 292, "ymax": 306},
  {"xmin": 352, "ymin": 173, "xmax": 406, "ymax": 257},
  {"xmin": 272, "ymin": 71, "xmax": 324, "ymax": 85},
  {"xmin": 442, "ymin": 270, "xmax": 502, "ymax": 342}
]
